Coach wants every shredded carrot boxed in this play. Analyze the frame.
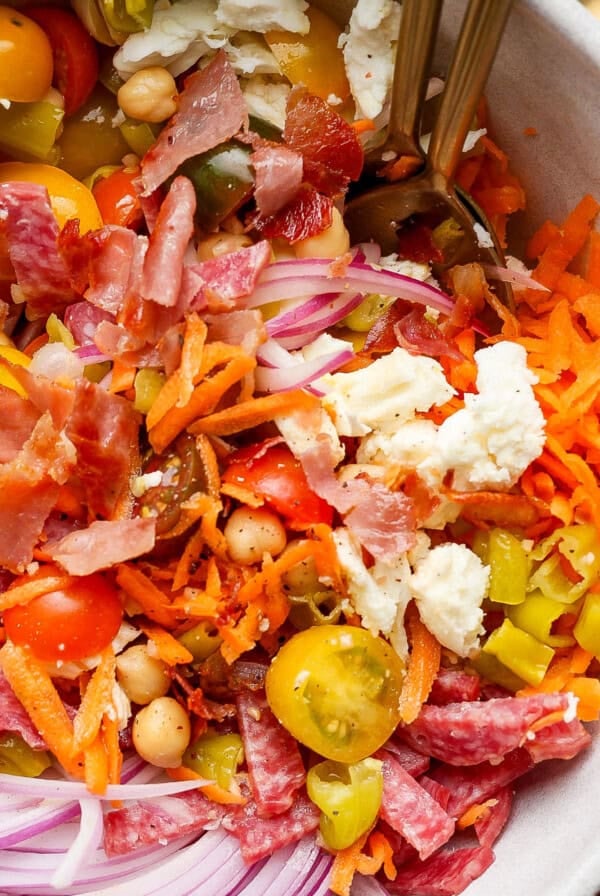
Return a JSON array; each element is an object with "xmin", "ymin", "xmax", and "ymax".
[
  {"xmin": 109, "ymin": 359, "xmax": 136, "ymax": 394},
  {"xmin": 177, "ymin": 313, "xmax": 208, "ymax": 408},
  {"xmin": 585, "ymin": 229, "xmax": 600, "ymax": 288},
  {"xmin": 116, "ymin": 564, "xmax": 179, "ymax": 628},
  {"xmin": 457, "ymin": 798, "xmax": 498, "ymax": 829},
  {"xmin": 355, "ymin": 831, "xmax": 397, "ymax": 880},
  {"xmin": 398, "ymin": 611, "xmax": 441, "ymax": 724},
  {"xmin": 0, "ymin": 641, "xmax": 82, "ymax": 777},
  {"xmin": 0, "ymin": 570, "xmax": 76, "ymax": 611},
  {"xmin": 101, "ymin": 714, "xmax": 123, "ymax": 786},
  {"xmin": 350, "ymin": 118, "xmax": 376, "ymax": 135},
  {"xmin": 166, "ymin": 766, "xmax": 248, "ymax": 805},
  {"xmin": 189, "ymin": 388, "xmax": 320, "ymax": 437},
  {"xmin": 172, "ymin": 525, "xmax": 206, "ymax": 592},
  {"xmin": 220, "ymin": 481, "xmax": 264, "ymax": 507},
  {"xmin": 526, "ymin": 709, "xmax": 568, "ymax": 735},
  {"xmin": 523, "ymin": 126, "xmax": 538, "ymax": 137},
  {"xmin": 73, "ymin": 647, "xmax": 117, "ymax": 752},
  {"xmin": 329, "ymin": 831, "xmax": 370, "ymax": 896},
  {"xmin": 84, "ymin": 733, "xmax": 110, "ymax": 796},
  {"xmin": 138, "ymin": 620, "xmax": 194, "ymax": 665},
  {"xmin": 380, "ymin": 153, "xmax": 423, "ymax": 182}
]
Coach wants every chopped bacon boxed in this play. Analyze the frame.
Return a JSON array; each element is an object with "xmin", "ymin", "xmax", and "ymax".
[
  {"xmin": 394, "ymin": 309, "xmax": 464, "ymax": 361},
  {"xmin": 524, "ymin": 717, "xmax": 591, "ymax": 762},
  {"xmin": 283, "ymin": 91, "xmax": 364, "ymax": 196},
  {"xmin": 0, "ymin": 670, "xmax": 47, "ymax": 750},
  {"xmin": 140, "ymin": 176, "xmax": 196, "ymax": 308},
  {"xmin": 427, "ymin": 748, "xmax": 534, "ymax": 819},
  {"xmin": 255, "ymin": 184, "xmax": 333, "ymax": 243},
  {"xmin": 362, "ymin": 299, "xmax": 415, "ymax": 355},
  {"xmin": 46, "ymin": 518, "xmax": 156, "ymax": 575},
  {"xmin": 65, "ymin": 380, "xmax": 140, "ymax": 520},
  {"xmin": 236, "ymin": 689, "xmax": 305, "ymax": 818},
  {"xmin": 400, "ymin": 693, "xmax": 572, "ymax": 766},
  {"xmin": 474, "ymin": 786, "xmax": 513, "ymax": 848},
  {"xmin": 0, "ymin": 386, "xmax": 39, "ymax": 463},
  {"xmin": 141, "ymin": 51, "xmax": 248, "ymax": 195},
  {"xmin": 428, "ymin": 668, "xmax": 482, "ymax": 705},
  {"xmin": 84, "ymin": 227, "xmax": 138, "ymax": 314},
  {"xmin": 103, "ymin": 791, "xmax": 228, "ymax": 856},
  {"xmin": 251, "ymin": 144, "xmax": 304, "ymax": 218},
  {"xmin": 222, "ymin": 793, "xmax": 320, "ymax": 864},
  {"xmin": 205, "ymin": 310, "xmax": 266, "ymax": 356},
  {"xmin": 377, "ymin": 750, "xmax": 455, "ymax": 860},
  {"xmin": 387, "ymin": 844, "xmax": 495, "ymax": 895},
  {"xmin": 0, "ymin": 182, "xmax": 77, "ymax": 318},
  {"xmin": 0, "ymin": 413, "xmax": 74, "ymax": 572},
  {"xmin": 181, "ymin": 241, "xmax": 272, "ymax": 313}
]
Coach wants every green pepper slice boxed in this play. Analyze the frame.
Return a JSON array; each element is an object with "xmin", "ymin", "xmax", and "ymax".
[
  {"xmin": 307, "ymin": 758, "xmax": 383, "ymax": 850},
  {"xmin": 176, "ymin": 141, "xmax": 255, "ymax": 232}
]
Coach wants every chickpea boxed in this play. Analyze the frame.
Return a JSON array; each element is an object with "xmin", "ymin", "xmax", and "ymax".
[
  {"xmin": 294, "ymin": 207, "xmax": 350, "ymax": 259},
  {"xmin": 117, "ymin": 67, "xmax": 178, "ymax": 124},
  {"xmin": 132, "ymin": 696, "xmax": 191, "ymax": 769},
  {"xmin": 196, "ymin": 232, "xmax": 253, "ymax": 262},
  {"xmin": 281, "ymin": 540, "xmax": 321, "ymax": 595},
  {"xmin": 116, "ymin": 644, "xmax": 170, "ymax": 705},
  {"xmin": 224, "ymin": 507, "xmax": 287, "ymax": 566}
]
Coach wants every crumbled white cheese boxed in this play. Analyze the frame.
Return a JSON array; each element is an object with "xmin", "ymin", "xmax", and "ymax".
[
  {"xmin": 425, "ymin": 341, "xmax": 546, "ymax": 491},
  {"xmin": 225, "ymin": 31, "xmax": 282, "ymax": 75},
  {"xmin": 410, "ymin": 543, "xmax": 489, "ymax": 656},
  {"xmin": 321, "ymin": 346, "xmax": 455, "ymax": 437},
  {"xmin": 474, "ymin": 221, "xmax": 494, "ymax": 249},
  {"xmin": 240, "ymin": 75, "xmax": 290, "ymax": 129},
  {"xmin": 357, "ymin": 419, "xmax": 439, "ymax": 471},
  {"xmin": 114, "ymin": 0, "xmax": 233, "ymax": 77},
  {"xmin": 339, "ymin": 0, "xmax": 402, "ymax": 120},
  {"xmin": 216, "ymin": 0, "xmax": 309, "ymax": 33},
  {"xmin": 275, "ymin": 406, "xmax": 345, "ymax": 466},
  {"xmin": 333, "ymin": 527, "xmax": 412, "ymax": 657},
  {"xmin": 379, "ymin": 253, "xmax": 431, "ymax": 284}
]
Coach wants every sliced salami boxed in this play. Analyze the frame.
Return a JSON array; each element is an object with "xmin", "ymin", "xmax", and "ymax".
[
  {"xmin": 474, "ymin": 786, "xmax": 513, "ymax": 849},
  {"xmin": 386, "ymin": 844, "xmax": 495, "ymax": 895},
  {"xmin": 428, "ymin": 668, "xmax": 482, "ymax": 705},
  {"xmin": 236, "ymin": 689, "xmax": 306, "ymax": 818},
  {"xmin": 222, "ymin": 792, "xmax": 320, "ymax": 864},
  {"xmin": 524, "ymin": 717, "xmax": 591, "ymax": 762}
]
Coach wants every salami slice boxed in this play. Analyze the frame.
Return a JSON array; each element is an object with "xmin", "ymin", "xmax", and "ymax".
[
  {"xmin": 524, "ymin": 717, "xmax": 591, "ymax": 762},
  {"xmin": 428, "ymin": 668, "xmax": 481, "ymax": 705},
  {"xmin": 474, "ymin": 786, "xmax": 513, "ymax": 848},
  {"xmin": 400, "ymin": 693, "xmax": 571, "ymax": 765},
  {"xmin": 381, "ymin": 738, "xmax": 431, "ymax": 777},
  {"xmin": 103, "ymin": 791, "xmax": 227, "ymax": 856},
  {"xmin": 236, "ymin": 689, "xmax": 306, "ymax": 818},
  {"xmin": 387, "ymin": 844, "xmax": 495, "ymax": 895},
  {"xmin": 222, "ymin": 792, "xmax": 320, "ymax": 864},
  {"xmin": 377, "ymin": 751, "xmax": 455, "ymax": 860}
]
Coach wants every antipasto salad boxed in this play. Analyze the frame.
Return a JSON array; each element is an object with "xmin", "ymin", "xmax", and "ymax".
[{"xmin": 0, "ymin": 1, "xmax": 599, "ymax": 895}]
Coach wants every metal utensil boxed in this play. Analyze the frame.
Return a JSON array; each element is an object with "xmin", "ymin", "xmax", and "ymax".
[{"xmin": 344, "ymin": 0, "xmax": 514, "ymax": 303}]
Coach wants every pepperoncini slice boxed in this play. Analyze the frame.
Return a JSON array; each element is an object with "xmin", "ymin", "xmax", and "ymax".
[
  {"xmin": 0, "ymin": 733, "xmax": 52, "ymax": 777},
  {"xmin": 507, "ymin": 590, "xmax": 575, "ymax": 648},
  {"xmin": 470, "ymin": 650, "xmax": 525, "ymax": 693},
  {"xmin": 486, "ymin": 528, "xmax": 529, "ymax": 606},
  {"xmin": 528, "ymin": 523, "xmax": 600, "ymax": 604},
  {"xmin": 183, "ymin": 731, "xmax": 244, "ymax": 791},
  {"xmin": 306, "ymin": 758, "xmax": 383, "ymax": 851},
  {"xmin": 343, "ymin": 294, "xmax": 396, "ymax": 332},
  {"xmin": 0, "ymin": 101, "xmax": 63, "ymax": 163},
  {"xmin": 102, "ymin": 0, "xmax": 154, "ymax": 33},
  {"xmin": 133, "ymin": 368, "xmax": 165, "ymax": 415},
  {"xmin": 46, "ymin": 313, "xmax": 76, "ymax": 350},
  {"xmin": 573, "ymin": 592, "xmax": 600, "ymax": 659},
  {"xmin": 177, "ymin": 622, "xmax": 222, "ymax": 662},
  {"xmin": 482, "ymin": 618, "xmax": 554, "ymax": 687}
]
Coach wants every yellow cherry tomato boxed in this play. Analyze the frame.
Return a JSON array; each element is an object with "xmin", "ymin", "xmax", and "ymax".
[
  {"xmin": 265, "ymin": 6, "xmax": 350, "ymax": 104},
  {"xmin": 0, "ymin": 6, "xmax": 54, "ymax": 103},
  {"xmin": 0, "ymin": 162, "xmax": 103, "ymax": 233}
]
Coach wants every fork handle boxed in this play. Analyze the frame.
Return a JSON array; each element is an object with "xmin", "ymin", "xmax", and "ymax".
[{"xmin": 427, "ymin": 0, "xmax": 513, "ymax": 181}]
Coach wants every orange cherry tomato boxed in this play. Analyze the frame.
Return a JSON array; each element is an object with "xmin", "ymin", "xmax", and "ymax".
[
  {"xmin": 92, "ymin": 167, "xmax": 144, "ymax": 229},
  {"xmin": 0, "ymin": 5, "xmax": 53, "ymax": 103}
]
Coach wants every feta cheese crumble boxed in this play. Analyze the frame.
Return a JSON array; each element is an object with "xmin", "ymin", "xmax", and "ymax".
[
  {"xmin": 216, "ymin": 0, "xmax": 309, "ymax": 34},
  {"xmin": 410, "ymin": 543, "xmax": 490, "ymax": 656}
]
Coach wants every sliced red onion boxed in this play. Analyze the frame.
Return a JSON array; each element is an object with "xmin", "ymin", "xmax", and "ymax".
[
  {"xmin": 0, "ymin": 798, "xmax": 80, "ymax": 848},
  {"xmin": 251, "ymin": 259, "xmax": 454, "ymax": 314},
  {"xmin": 481, "ymin": 262, "xmax": 550, "ymax": 291},
  {"xmin": 0, "ymin": 772, "xmax": 207, "ymax": 801},
  {"xmin": 270, "ymin": 293, "xmax": 364, "ymax": 341},
  {"xmin": 74, "ymin": 343, "xmax": 110, "ymax": 364},
  {"xmin": 266, "ymin": 292, "xmax": 343, "ymax": 337},
  {"xmin": 351, "ymin": 874, "xmax": 391, "ymax": 895},
  {"xmin": 50, "ymin": 798, "xmax": 104, "ymax": 889},
  {"xmin": 353, "ymin": 242, "xmax": 382, "ymax": 265},
  {"xmin": 255, "ymin": 348, "xmax": 353, "ymax": 393}
]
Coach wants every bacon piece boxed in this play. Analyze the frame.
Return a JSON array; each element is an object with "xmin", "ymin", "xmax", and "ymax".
[
  {"xmin": 427, "ymin": 748, "xmax": 534, "ymax": 818},
  {"xmin": 65, "ymin": 380, "xmax": 140, "ymax": 519},
  {"xmin": 140, "ymin": 177, "xmax": 196, "ymax": 308},
  {"xmin": 256, "ymin": 184, "xmax": 333, "ymax": 243},
  {"xmin": 6, "ymin": 367, "xmax": 75, "ymax": 431},
  {"xmin": 0, "ymin": 413, "xmax": 75, "ymax": 572},
  {"xmin": 205, "ymin": 310, "xmax": 266, "ymax": 356},
  {"xmin": 47, "ymin": 518, "xmax": 156, "ymax": 575},
  {"xmin": 428, "ymin": 668, "xmax": 482, "ymax": 705},
  {"xmin": 0, "ymin": 386, "xmax": 39, "ymax": 462},
  {"xmin": 0, "ymin": 670, "xmax": 47, "ymax": 750},
  {"xmin": 474, "ymin": 785, "xmax": 513, "ymax": 848},
  {"xmin": 182, "ymin": 241, "xmax": 272, "ymax": 313},
  {"xmin": 283, "ymin": 91, "xmax": 364, "ymax": 196},
  {"xmin": 251, "ymin": 144, "xmax": 304, "ymax": 218},
  {"xmin": 103, "ymin": 791, "xmax": 228, "ymax": 856},
  {"xmin": 84, "ymin": 227, "xmax": 138, "ymax": 314},
  {"xmin": 222, "ymin": 793, "xmax": 320, "ymax": 864},
  {"xmin": 141, "ymin": 51, "xmax": 248, "ymax": 195},
  {"xmin": 524, "ymin": 717, "xmax": 591, "ymax": 762},
  {"xmin": 400, "ymin": 693, "xmax": 572, "ymax": 766},
  {"xmin": 377, "ymin": 751, "xmax": 455, "ymax": 860},
  {"xmin": 387, "ymin": 844, "xmax": 495, "ymax": 895},
  {"xmin": 394, "ymin": 309, "xmax": 464, "ymax": 361},
  {"xmin": 236, "ymin": 689, "xmax": 305, "ymax": 818},
  {"xmin": 0, "ymin": 182, "xmax": 77, "ymax": 318}
]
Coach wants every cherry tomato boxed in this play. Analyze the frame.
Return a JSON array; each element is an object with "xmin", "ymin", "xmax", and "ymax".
[
  {"xmin": 3, "ymin": 571, "xmax": 123, "ymax": 662},
  {"xmin": 265, "ymin": 624, "xmax": 405, "ymax": 763},
  {"xmin": 92, "ymin": 166, "xmax": 144, "ymax": 229},
  {"xmin": 25, "ymin": 6, "xmax": 99, "ymax": 116},
  {"xmin": 0, "ymin": 161, "xmax": 102, "ymax": 233},
  {"xmin": 222, "ymin": 441, "xmax": 333, "ymax": 529},
  {"xmin": 0, "ymin": 6, "xmax": 53, "ymax": 103}
]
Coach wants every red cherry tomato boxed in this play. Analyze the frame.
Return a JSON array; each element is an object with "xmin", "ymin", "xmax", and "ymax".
[
  {"xmin": 222, "ymin": 441, "xmax": 333, "ymax": 529},
  {"xmin": 92, "ymin": 167, "xmax": 144, "ymax": 229},
  {"xmin": 4, "ymin": 571, "xmax": 123, "ymax": 662},
  {"xmin": 24, "ymin": 6, "xmax": 99, "ymax": 116}
]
